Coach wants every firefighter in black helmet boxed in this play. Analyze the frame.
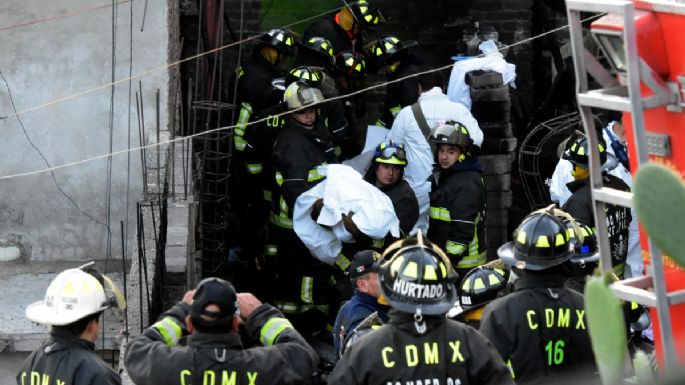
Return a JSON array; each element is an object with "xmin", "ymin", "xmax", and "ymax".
[
  {"xmin": 479, "ymin": 207, "xmax": 598, "ymax": 385},
  {"xmin": 562, "ymin": 136, "xmax": 632, "ymax": 278},
  {"xmin": 332, "ymin": 50, "xmax": 368, "ymax": 157},
  {"xmin": 561, "ymin": 219, "xmax": 601, "ymax": 294},
  {"xmin": 452, "ymin": 262, "xmax": 510, "ymax": 329},
  {"xmin": 427, "ymin": 121, "xmax": 487, "ymax": 279},
  {"xmin": 367, "ymin": 35, "xmax": 423, "ymax": 127},
  {"xmin": 328, "ymin": 232, "xmax": 514, "ymax": 385}
]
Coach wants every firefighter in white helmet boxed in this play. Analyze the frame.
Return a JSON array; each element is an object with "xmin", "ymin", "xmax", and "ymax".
[{"xmin": 17, "ymin": 266, "xmax": 123, "ymax": 385}]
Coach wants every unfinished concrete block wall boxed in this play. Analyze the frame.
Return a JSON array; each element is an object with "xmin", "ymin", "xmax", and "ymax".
[{"xmin": 0, "ymin": 0, "xmax": 171, "ymax": 263}]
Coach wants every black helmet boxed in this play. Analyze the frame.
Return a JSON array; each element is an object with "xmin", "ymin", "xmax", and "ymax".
[
  {"xmin": 498, "ymin": 210, "xmax": 575, "ymax": 270},
  {"xmin": 378, "ymin": 232, "xmax": 458, "ymax": 315},
  {"xmin": 373, "ymin": 141, "xmax": 407, "ymax": 166},
  {"xmin": 257, "ymin": 28, "xmax": 298, "ymax": 56},
  {"xmin": 368, "ymin": 35, "xmax": 417, "ymax": 65},
  {"xmin": 563, "ymin": 136, "xmax": 608, "ymax": 169},
  {"xmin": 299, "ymin": 37, "xmax": 336, "ymax": 67},
  {"xmin": 459, "ymin": 265, "xmax": 509, "ymax": 311},
  {"xmin": 564, "ymin": 219, "xmax": 600, "ymax": 265},
  {"xmin": 344, "ymin": 0, "xmax": 384, "ymax": 29},
  {"xmin": 335, "ymin": 50, "xmax": 366, "ymax": 78},
  {"xmin": 430, "ymin": 121, "xmax": 473, "ymax": 149},
  {"xmin": 285, "ymin": 66, "xmax": 322, "ymax": 88}
]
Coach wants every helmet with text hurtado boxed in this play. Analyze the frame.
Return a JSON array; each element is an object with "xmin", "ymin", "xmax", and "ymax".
[
  {"xmin": 498, "ymin": 205, "xmax": 577, "ymax": 271},
  {"xmin": 378, "ymin": 231, "xmax": 458, "ymax": 315}
]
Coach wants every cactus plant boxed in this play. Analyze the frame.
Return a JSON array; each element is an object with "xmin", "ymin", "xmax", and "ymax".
[
  {"xmin": 585, "ymin": 273, "xmax": 628, "ymax": 385},
  {"xmin": 633, "ymin": 163, "xmax": 685, "ymax": 267}
]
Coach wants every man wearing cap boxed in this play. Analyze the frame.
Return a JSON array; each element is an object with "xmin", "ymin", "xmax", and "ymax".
[
  {"xmin": 332, "ymin": 250, "xmax": 389, "ymax": 359},
  {"xmin": 17, "ymin": 268, "xmax": 122, "ymax": 385},
  {"xmin": 479, "ymin": 208, "xmax": 597, "ymax": 384},
  {"xmin": 329, "ymin": 233, "xmax": 514, "ymax": 385},
  {"xmin": 124, "ymin": 277, "xmax": 318, "ymax": 385}
]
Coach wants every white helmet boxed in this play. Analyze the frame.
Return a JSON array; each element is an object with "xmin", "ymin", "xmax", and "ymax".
[
  {"xmin": 26, "ymin": 268, "xmax": 111, "ymax": 326},
  {"xmin": 283, "ymin": 81, "xmax": 324, "ymax": 111}
]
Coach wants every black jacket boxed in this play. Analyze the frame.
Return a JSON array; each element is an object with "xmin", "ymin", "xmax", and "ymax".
[
  {"xmin": 562, "ymin": 174, "xmax": 632, "ymax": 277},
  {"xmin": 17, "ymin": 329, "xmax": 121, "ymax": 385},
  {"xmin": 328, "ymin": 310, "xmax": 514, "ymax": 385},
  {"xmin": 364, "ymin": 168, "xmax": 419, "ymax": 236},
  {"xmin": 272, "ymin": 117, "xmax": 338, "ymax": 215},
  {"xmin": 380, "ymin": 55, "xmax": 422, "ymax": 127},
  {"xmin": 125, "ymin": 303, "xmax": 318, "ymax": 385},
  {"xmin": 479, "ymin": 273, "xmax": 599, "ymax": 385},
  {"xmin": 303, "ymin": 14, "xmax": 363, "ymax": 55},
  {"xmin": 427, "ymin": 158, "xmax": 487, "ymax": 270}
]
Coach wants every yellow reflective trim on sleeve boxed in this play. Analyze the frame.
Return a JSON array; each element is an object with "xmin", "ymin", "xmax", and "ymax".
[
  {"xmin": 445, "ymin": 240, "xmax": 466, "ymax": 256},
  {"xmin": 536, "ymin": 235, "xmax": 550, "ymax": 248},
  {"xmin": 265, "ymin": 244, "xmax": 277, "ymax": 256},
  {"xmin": 152, "ymin": 317, "xmax": 183, "ymax": 346},
  {"xmin": 234, "ymin": 136, "xmax": 248, "ymax": 151},
  {"xmin": 390, "ymin": 106, "xmax": 401, "ymax": 118},
  {"xmin": 429, "ymin": 207, "xmax": 451, "ymax": 222},
  {"xmin": 260, "ymin": 317, "xmax": 294, "ymax": 346},
  {"xmin": 301, "ymin": 277, "xmax": 314, "ymax": 304},
  {"xmin": 269, "ymin": 212, "xmax": 293, "ymax": 229},
  {"xmin": 423, "ymin": 265, "xmax": 438, "ymax": 280},
  {"xmin": 507, "ymin": 359, "xmax": 516, "ymax": 379},
  {"xmin": 372, "ymin": 238, "xmax": 385, "ymax": 249},
  {"xmin": 307, "ymin": 167, "xmax": 325, "ymax": 182},
  {"xmin": 455, "ymin": 251, "xmax": 487, "ymax": 268},
  {"xmin": 246, "ymin": 163, "xmax": 263, "ymax": 175},
  {"xmin": 335, "ymin": 253, "xmax": 351, "ymax": 271},
  {"xmin": 275, "ymin": 172, "xmax": 284, "ymax": 186},
  {"xmin": 403, "ymin": 261, "xmax": 418, "ymax": 278},
  {"xmin": 263, "ymin": 189, "xmax": 272, "ymax": 202}
]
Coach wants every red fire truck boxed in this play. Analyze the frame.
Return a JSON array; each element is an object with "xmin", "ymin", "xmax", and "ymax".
[{"xmin": 565, "ymin": 0, "xmax": 685, "ymax": 372}]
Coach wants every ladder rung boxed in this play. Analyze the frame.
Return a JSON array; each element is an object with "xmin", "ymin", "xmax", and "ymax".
[
  {"xmin": 566, "ymin": 0, "xmax": 630, "ymax": 14},
  {"xmin": 592, "ymin": 187, "xmax": 633, "ymax": 208},
  {"xmin": 611, "ymin": 276, "xmax": 685, "ymax": 307},
  {"xmin": 578, "ymin": 92, "xmax": 632, "ymax": 112}
]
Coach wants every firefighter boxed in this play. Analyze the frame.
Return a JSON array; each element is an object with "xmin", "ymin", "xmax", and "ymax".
[
  {"xmin": 233, "ymin": 28, "xmax": 298, "ymax": 153},
  {"xmin": 17, "ymin": 268, "xmax": 122, "ymax": 385},
  {"xmin": 304, "ymin": 0, "xmax": 383, "ymax": 55},
  {"xmin": 125, "ymin": 277, "xmax": 318, "ymax": 385},
  {"xmin": 332, "ymin": 50, "xmax": 368, "ymax": 157},
  {"xmin": 479, "ymin": 208, "xmax": 598, "ymax": 385},
  {"xmin": 333, "ymin": 250, "xmax": 389, "ymax": 360},
  {"xmin": 453, "ymin": 262, "xmax": 510, "ymax": 329},
  {"xmin": 561, "ymin": 136, "xmax": 632, "ymax": 278},
  {"xmin": 427, "ymin": 121, "xmax": 487, "ymax": 279},
  {"xmin": 328, "ymin": 232, "xmax": 514, "ymax": 385},
  {"xmin": 388, "ymin": 71, "xmax": 483, "ymax": 233},
  {"xmin": 267, "ymin": 81, "xmax": 339, "ymax": 333},
  {"xmin": 363, "ymin": 141, "xmax": 419, "ymax": 239},
  {"xmin": 562, "ymin": 219, "xmax": 600, "ymax": 294},
  {"xmin": 367, "ymin": 35, "xmax": 422, "ymax": 127}
]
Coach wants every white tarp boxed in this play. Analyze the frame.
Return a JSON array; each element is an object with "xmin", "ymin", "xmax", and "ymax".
[
  {"xmin": 294, "ymin": 164, "xmax": 400, "ymax": 265},
  {"xmin": 447, "ymin": 40, "xmax": 517, "ymax": 109}
]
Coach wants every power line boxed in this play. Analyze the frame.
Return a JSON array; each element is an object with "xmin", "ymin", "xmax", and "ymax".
[
  {"xmin": 0, "ymin": 0, "xmax": 134, "ymax": 32},
  {"xmin": 0, "ymin": 13, "xmax": 606, "ymax": 182},
  {"xmin": 0, "ymin": 5, "xmax": 344, "ymax": 121}
]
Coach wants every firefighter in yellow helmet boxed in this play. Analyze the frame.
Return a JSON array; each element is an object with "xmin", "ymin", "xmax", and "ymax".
[
  {"xmin": 329, "ymin": 232, "xmax": 514, "ymax": 385},
  {"xmin": 479, "ymin": 207, "xmax": 598, "ymax": 384},
  {"xmin": 17, "ymin": 266, "xmax": 124, "ymax": 385}
]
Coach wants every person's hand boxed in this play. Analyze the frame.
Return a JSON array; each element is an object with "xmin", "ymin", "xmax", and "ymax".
[
  {"xmin": 311, "ymin": 198, "xmax": 324, "ymax": 222},
  {"xmin": 182, "ymin": 290, "xmax": 195, "ymax": 305},
  {"xmin": 237, "ymin": 293, "xmax": 262, "ymax": 320}
]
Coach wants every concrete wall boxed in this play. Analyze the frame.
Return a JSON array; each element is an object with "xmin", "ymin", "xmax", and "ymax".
[{"xmin": 0, "ymin": 0, "xmax": 170, "ymax": 262}]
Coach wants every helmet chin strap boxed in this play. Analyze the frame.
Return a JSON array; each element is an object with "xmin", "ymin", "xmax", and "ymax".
[{"xmin": 414, "ymin": 308, "xmax": 426, "ymax": 334}]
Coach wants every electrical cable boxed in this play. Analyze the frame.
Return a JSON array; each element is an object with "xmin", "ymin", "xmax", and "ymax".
[
  {"xmin": 0, "ymin": 0, "xmax": 134, "ymax": 32},
  {"xmin": 0, "ymin": 12, "xmax": 606, "ymax": 182},
  {"xmin": 0, "ymin": 5, "xmax": 345, "ymax": 122},
  {"xmin": 0, "ymin": 70, "xmax": 107, "ymax": 225}
]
